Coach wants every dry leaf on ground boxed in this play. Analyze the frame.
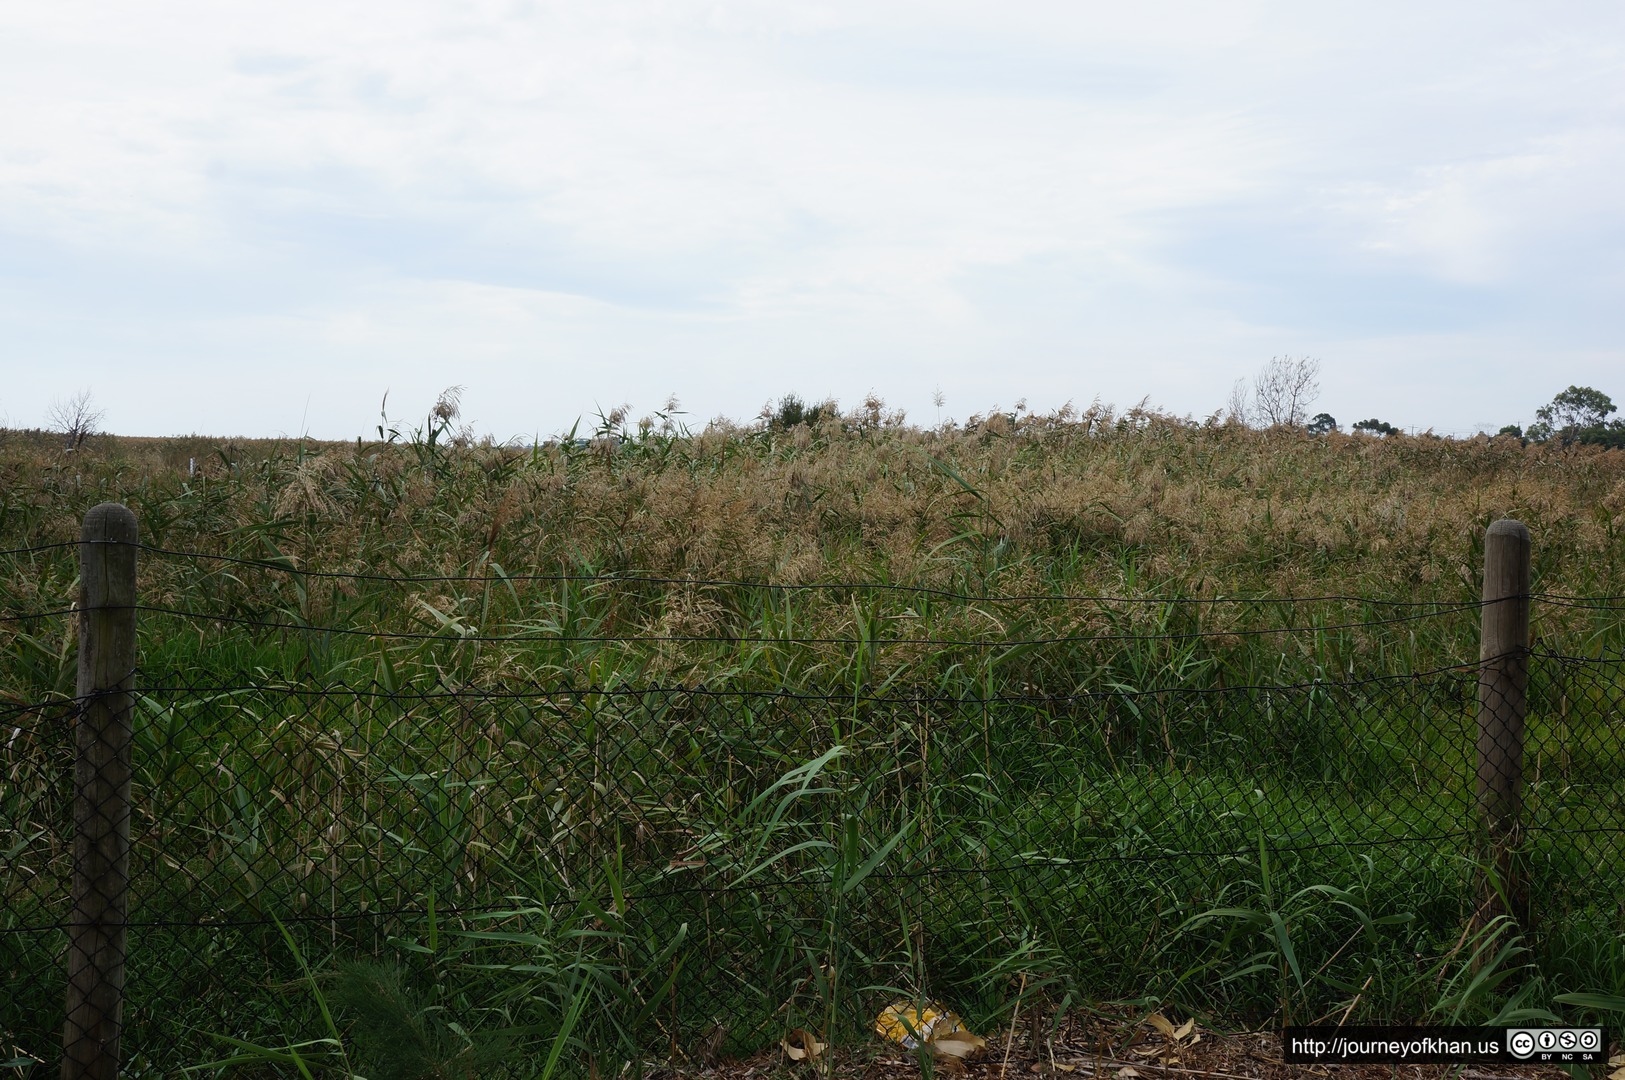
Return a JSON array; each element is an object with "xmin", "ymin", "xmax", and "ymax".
[
  {"xmin": 1144, "ymin": 1014, "xmax": 1176, "ymax": 1040},
  {"xmin": 782, "ymin": 1029, "xmax": 825, "ymax": 1062},
  {"xmin": 931, "ymin": 1031, "xmax": 988, "ymax": 1061},
  {"xmin": 1142, "ymin": 1012, "xmax": 1198, "ymax": 1045}
]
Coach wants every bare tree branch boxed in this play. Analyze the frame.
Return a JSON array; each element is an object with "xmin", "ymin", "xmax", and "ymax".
[
  {"xmin": 1225, "ymin": 378, "xmax": 1252, "ymax": 426},
  {"xmin": 1252, "ymin": 356, "xmax": 1321, "ymax": 428},
  {"xmin": 48, "ymin": 388, "xmax": 105, "ymax": 450}
]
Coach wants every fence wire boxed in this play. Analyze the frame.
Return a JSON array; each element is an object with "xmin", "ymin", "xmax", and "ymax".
[{"xmin": 5, "ymin": 651, "xmax": 1623, "ymax": 1071}]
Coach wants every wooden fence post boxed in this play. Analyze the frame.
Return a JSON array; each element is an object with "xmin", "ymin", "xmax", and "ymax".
[
  {"xmin": 63, "ymin": 503, "xmax": 138, "ymax": 1080},
  {"xmin": 1476, "ymin": 518, "xmax": 1529, "ymax": 930}
]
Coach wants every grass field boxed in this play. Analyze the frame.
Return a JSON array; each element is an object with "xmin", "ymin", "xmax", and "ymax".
[{"xmin": 3, "ymin": 405, "xmax": 1624, "ymax": 1076}]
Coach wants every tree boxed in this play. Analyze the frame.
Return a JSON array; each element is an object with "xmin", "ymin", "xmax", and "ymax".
[
  {"xmin": 1352, "ymin": 418, "xmax": 1398, "ymax": 436},
  {"xmin": 1252, "ymin": 356, "xmax": 1321, "ymax": 427},
  {"xmin": 1306, "ymin": 413, "xmax": 1338, "ymax": 436},
  {"xmin": 1577, "ymin": 424, "xmax": 1625, "ymax": 449},
  {"xmin": 48, "ymin": 388, "xmax": 104, "ymax": 450},
  {"xmin": 1527, "ymin": 386, "xmax": 1617, "ymax": 443},
  {"xmin": 1224, "ymin": 379, "xmax": 1251, "ymax": 426},
  {"xmin": 1535, "ymin": 386, "xmax": 1615, "ymax": 432},
  {"xmin": 764, "ymin": 393, "xmax": 833, "ymax": 432}
]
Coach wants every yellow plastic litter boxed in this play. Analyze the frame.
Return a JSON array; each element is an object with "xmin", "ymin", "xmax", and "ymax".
[{"xmin": 874, "ymin": 1002, "xmax": 970, "ymax": 1050}]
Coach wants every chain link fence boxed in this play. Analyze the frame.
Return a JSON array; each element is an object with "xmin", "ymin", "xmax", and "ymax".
[
  {"xmin": 3, "ymin": 512, "xmax": 1623, "ymax": 1074},
  {"xmin": 6, "ymin": 653, "xmax": 1624, "ymax": 1072}
]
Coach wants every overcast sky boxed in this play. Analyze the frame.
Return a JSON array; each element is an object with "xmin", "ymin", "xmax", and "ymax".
[{"xmin": 3, "ymin": 1, "xmax": 1622, "ymax": 440}]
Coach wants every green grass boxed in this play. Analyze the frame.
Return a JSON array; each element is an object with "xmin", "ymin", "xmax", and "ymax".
[
  {"xmin": 3, "ymin": 413, "xmax": 1625, "ymax": 1075},
  {"xmin": 5, "ymin": 675, "xmax": 1623, "ymax": 1074}
]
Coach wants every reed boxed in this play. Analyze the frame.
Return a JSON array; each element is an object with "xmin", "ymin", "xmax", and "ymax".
[{"xmin": 2, "ymin": 404, "xmax": 1622, "ymax": 1076}]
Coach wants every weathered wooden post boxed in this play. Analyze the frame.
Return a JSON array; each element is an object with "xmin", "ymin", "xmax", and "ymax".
[
  {"xmin": 63, "ymin": 503, "xmax": 138, "ymax": 1080},
  {"xmin": 1476, "ymin": 518, "xmax": 1529, "ymax": 929}
]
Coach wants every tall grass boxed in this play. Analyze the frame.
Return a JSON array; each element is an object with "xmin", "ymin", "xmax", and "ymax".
[
  {"xmin": 2, "ymin": 405, "xmax": 1623, "ymax": 1074},
  {"xmin": 3, "ymin": 405, "xmax": 1624, "ymax": 698}
]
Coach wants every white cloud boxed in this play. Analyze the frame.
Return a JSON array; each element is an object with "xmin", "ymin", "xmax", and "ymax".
[
  {"xmin": 1329, "ymin": 126, "xmax": 1625, "ymax": 285},
  {"xmin": 2, "ymin": 0, "xmax": 1623, "ymax": 437}
]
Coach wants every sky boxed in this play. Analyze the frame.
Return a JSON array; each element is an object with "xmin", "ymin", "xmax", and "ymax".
[{"xmin": 3, "ymin": 0, "xmax": 1623, "ymax": 441}]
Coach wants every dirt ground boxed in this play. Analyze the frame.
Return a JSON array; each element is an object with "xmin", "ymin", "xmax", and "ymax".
[{"xmin": 650, "ymin": 1011, "xmax": 1617, "ymax": 1080}]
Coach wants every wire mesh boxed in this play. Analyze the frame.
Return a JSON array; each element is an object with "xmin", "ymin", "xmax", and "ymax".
[{"xmin": 6, "ymin": 650, "xmax": 1622, "ymax": 1071}]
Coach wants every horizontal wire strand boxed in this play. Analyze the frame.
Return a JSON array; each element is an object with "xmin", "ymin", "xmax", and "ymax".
[
  {"xmin": 123, "ymin": 599, "xmax": 1484, "ymax": 645},
  {"xmin": 83, "ymin": 539, "xmax": 1502, "ymax": 607}
]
